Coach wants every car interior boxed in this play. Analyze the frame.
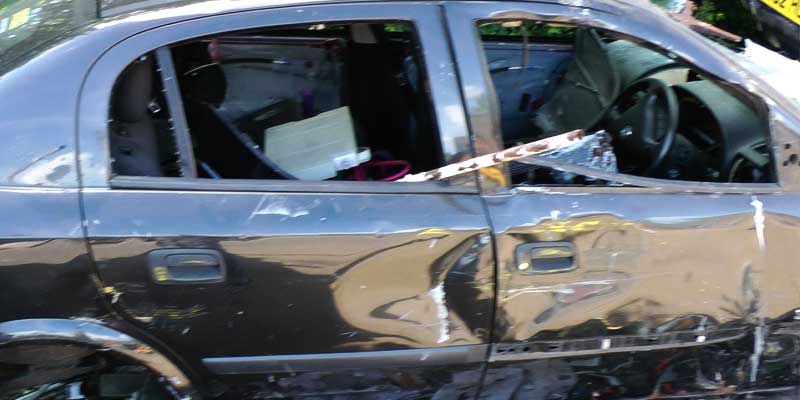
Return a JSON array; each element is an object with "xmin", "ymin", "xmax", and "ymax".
[
  {"xmin": 108, "ymin": 20, "xmax": 774, "ymax": 185},
  {"xmin": 481, "ymin": 21, "xmax": 774, "ymax": 185},
  {"xmin": 110, "ymin": 22, "xmax": 442, "ymax": 182}
]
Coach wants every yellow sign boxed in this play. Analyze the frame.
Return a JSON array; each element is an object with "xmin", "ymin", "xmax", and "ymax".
[
  {"xmin": 761, "ymin": 0, "xmax": 800, "ymax": 26},
  {"xmin": 8, "ymin": 8, "xmax": 30, "ymax": 30}
]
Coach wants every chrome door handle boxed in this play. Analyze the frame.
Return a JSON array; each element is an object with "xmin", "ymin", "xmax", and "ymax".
[
  {"xmin": 515, "ymin": 242, "xmax": 576, "ymax": 274},
  {"xmin": 148, "ymin": 249, "xmax": 226, "ymax": 284}
]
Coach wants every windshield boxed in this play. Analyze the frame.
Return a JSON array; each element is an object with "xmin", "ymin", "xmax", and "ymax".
[{"xmin": 0, "ymin": 0, "xmax": 94, "ymax": 66}]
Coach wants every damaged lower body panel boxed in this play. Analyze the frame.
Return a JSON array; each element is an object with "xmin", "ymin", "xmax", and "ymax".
[
  {"xmin": 484, "ymin": 321, "xmax": 800, "ymax": 399},
  {"xmin": 170, "ymin": 344, "xmax": 493, "ymax": 399},
  {"xmin": 482, "ymin": 189, "xmax": 800, "ymax": 399}
]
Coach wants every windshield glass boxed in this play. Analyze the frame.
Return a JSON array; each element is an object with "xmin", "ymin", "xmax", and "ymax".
[{"xmin": 0, "ymin": 0, "xmax": 94, "ymax": 65}]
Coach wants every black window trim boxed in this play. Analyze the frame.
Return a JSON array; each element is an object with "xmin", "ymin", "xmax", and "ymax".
[
  {"xmin": 79, "ymin": 2, "xmax": 476, "ymax": 194},
  {"xmin": 110, "ymin": 175, "xmax": 478, "ymax": 194}
]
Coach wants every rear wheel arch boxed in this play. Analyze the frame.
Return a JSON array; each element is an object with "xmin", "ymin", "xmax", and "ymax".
[{"xmin": 0, "ymin": 318, "xmax": 198, "ymax": 398}]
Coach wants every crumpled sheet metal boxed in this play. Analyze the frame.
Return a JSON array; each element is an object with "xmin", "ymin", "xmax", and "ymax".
[
  {"xmin": 521, "ymin": 131, "xmax": 618, "ymax": 184},
  {"xmin": 487, "ymin": 186, "xmax": 800, "ymax": 396}
]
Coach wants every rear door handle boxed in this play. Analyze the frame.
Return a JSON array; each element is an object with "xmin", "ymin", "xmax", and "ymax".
[
  {"xmin": 148, "ymin": 249, "xmax": 226, "ymax": 284},
  {"xmin": 515, "ymin": 242, "xmax": 576, "ymax": 274}
]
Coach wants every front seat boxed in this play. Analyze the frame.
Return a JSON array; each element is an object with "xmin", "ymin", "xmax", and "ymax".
[
  {"xmin": 347, "ymin": 24, "xmax": 440, "ymax": 171},
  {"xmin": 180, "ymin": 54, "xmax": 291, "ymax": 180},
  {"xmin": 534, "ymin": 29, "xmax": 620, "ymax": 136},
  {"xmin": 109, "ymin": 56, "xmax": 162, "ymax": 176}
]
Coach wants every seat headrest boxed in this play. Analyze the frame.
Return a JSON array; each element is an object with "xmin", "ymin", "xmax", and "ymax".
[{"xmin": 112, "ymin": 56, "xmax": 154, "ymax": 123}]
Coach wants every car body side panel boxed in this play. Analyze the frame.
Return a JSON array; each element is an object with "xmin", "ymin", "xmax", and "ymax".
[
  {"xmin": 82, "ymin": 190, "xmax": 494, "ymax": 398},
  {"xmin": 83, "ymin": 190, "xmax": 494, "ymax": 357},
  {"xmin": 211, "ymin": 365, "xmax": 489, "ymax": 399},
  {"xmin": 76, "ymin": 3, "xmax": 493, "ymax": 397},
  {"xmin": 0, "ymin": 1, "xmax": 105, "ymax": 331},
  {"xmin": 0, "ymin": 188, "xmax": 100, "ymax": 323},
  {"xmin": 444, "ymin": 0, "xmax": 800, "ymax": 398},
  {"xmin": 479, "ymin": 190, "xmax": 800, "ymax": 398},
  {"xmin": 0, "ymin": 1, "xmax": 97, "ymax": 189}
]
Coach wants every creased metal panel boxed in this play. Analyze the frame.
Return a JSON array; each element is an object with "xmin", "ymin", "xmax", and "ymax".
[
  {"xmin": 485, "ymin": 189, "xmax": 800, "ymax": 398},
  {"xmin": 85, "ymin": 190, "xmax": 494, "ymax": 357}
]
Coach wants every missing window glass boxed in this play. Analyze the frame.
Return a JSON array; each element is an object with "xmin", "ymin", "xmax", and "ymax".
[
  {"xmin": 109, "ymin": 53, "xmax": 181, "ymax": 178},
  {"xmin": 478, "ymin": 20, "xmax": 775, "ymax": 186},
  {"xmin": 109, "ymin": 21, "xmax": 443, "ymax": 183}
]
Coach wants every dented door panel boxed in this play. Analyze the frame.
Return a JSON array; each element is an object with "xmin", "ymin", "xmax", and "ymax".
[
  {"xmin": 442, "ymin": 0, "xmax": 800, "ymax": 397},
  {"xmin": 72, "ymin": 2, "xmax": 494, "ymax": 396},
  {"xmin": 83, "ymin": 190, "xmax": 494, "ymax": 397},
  {"xmin": 0, "ymin": 189, "xmax": 101, "ymax": 324},
  {"xmin": 483, "ymin": 190, "xmax": 800, "ymax": 398}
]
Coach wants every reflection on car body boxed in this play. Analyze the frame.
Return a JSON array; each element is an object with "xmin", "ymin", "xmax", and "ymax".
[{"xmin": 2, "ymin": 0, "xmax": 800, "ymax": 399}]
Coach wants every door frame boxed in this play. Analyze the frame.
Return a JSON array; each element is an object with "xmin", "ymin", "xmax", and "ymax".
[
  {"xmin": 76, "ymin": 0, "xmax": 496, "ymax": 384},
  {"xmin": 441, "ymin": 3, "xmax": 800, "ymax": 397},
  {"xmin": 442, "ymin": 0, "xmax": 791, "ymax": 194},
  {"xmin": 77, "ymin": 1, "xmax": 475, "ymax": 193}
]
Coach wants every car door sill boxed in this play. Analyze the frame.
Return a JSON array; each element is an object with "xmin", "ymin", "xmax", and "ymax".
[
  {"xmin": 203, "ymin": 344, "xmax": 489, "ymax": 374},
  {"xmin": 490, "ymin": 326, "xmax": 749, "ymax": 362}
]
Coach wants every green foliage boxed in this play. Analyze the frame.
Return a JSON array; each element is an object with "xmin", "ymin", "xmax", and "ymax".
[
  {"xmin": 478, "ymin": 21, "xmax": 575, "ymax": 40},
  {"xmin": 652, "ymin": 0, "xmax": 759, "ymax": 39},
  {"xmin": 651, "ymin": 0, "xmax": 679, "ymax": 9},
  {"xmin": 384, "ymin": 23, "xmax": 411, "ymax": 33}
]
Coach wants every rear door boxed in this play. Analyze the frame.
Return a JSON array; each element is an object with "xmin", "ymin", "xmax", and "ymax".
[
  {"xmin": 78, "ymin": 3, "xmax": 493, "ymax": 398},
  {"xmin": 446, "ymin": 1, "xmax": 800, "ymax": 398}
]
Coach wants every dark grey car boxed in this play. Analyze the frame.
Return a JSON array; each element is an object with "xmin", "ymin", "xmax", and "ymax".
[{"xmin": 2, "ymin": 0, "xmax": 800, "ymax": 399}]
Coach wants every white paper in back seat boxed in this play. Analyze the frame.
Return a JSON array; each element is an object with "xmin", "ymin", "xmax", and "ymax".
[{"xmin": 264, "ymin": 106, "xmax": 360, "ymax": 180}]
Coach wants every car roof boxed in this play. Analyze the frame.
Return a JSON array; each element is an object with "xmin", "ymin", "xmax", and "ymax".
[
  {"xmin": 99, "ymin": 0, "xmax": 648, "ymax": 18},
  {"xmin": 0, "ymin": 0, "xmax": 660, "ymax": 85}
]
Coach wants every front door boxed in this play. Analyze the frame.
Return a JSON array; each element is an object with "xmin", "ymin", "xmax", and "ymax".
[
  {"xmin": 446, "ymin": 1, "xmax": 800, "ymax": 398},
  {"xmin": 79, "ymin": 3, "xmax": 493, "ymax": 398}
]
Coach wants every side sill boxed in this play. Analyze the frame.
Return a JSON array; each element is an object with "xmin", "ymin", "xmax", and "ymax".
[
  {"xmin": 203, "ymin": 345, "xmax": 489, "ymax": 374},
  {"xmin": 490, "ymin": 327, "xmax": 748, "ymax": 362}
]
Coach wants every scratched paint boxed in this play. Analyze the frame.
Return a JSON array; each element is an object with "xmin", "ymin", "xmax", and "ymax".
[
  {"xmin": 430, "ymin": 282, "xmax": 450, "ymax": 343},
  {"xmin": 751, "ymin": 196, "xmax": 767, "ymax": 252},
  {"xmin": 484, "ymin": 189, "xmax": 800, "ymax": 398}
]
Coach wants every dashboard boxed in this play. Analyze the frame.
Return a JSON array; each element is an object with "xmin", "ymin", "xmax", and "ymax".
[{"xmin": 602, "ymin": 39, "xmax": 773, "ymax": 183}]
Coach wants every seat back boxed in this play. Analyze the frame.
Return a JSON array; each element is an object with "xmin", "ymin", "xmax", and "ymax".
[
  {"xmin": 347, "ymin": 25, "xmax": 440, "ymax": 171},
  {"xmin": 535, "ymin": 29, "xmax": 619, "ymax": 136},
  {"xmin": 110, "ymin": 56, "xmax": 162, "ymax": 176}
]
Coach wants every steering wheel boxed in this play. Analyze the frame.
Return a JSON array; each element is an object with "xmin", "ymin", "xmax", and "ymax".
[{"xmin": 606, "ymin": 78, "xmax": 679, "ymax": 176}]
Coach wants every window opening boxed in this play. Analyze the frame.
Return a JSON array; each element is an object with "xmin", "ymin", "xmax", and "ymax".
[
  {"xmin": 478, "ymin": 20, "xmax": 774, "ymax": 186},
  {"xmin": 110, "ymin": 22, "xmax": 443, "ymax": 183}
]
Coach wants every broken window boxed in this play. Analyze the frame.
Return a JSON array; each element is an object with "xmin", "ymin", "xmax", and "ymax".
[
  {"xmin": 110, "ymin": 22, "xmax": 443, "ymax": 183},
  {"xmin": 478, "ymin": 20, "xmax": 775, "ymax": 186},
  {"xmin": 109, "ymin": 53, "xmax": 182, "ymax": 178}
]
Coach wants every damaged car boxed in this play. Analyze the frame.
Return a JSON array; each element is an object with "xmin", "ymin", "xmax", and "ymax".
[
  {"xmin": 3, "ymin": 0, "xmax": 800, "ymax": 399},
  {"xmin": 745, "ymin": 0, "xmax": 800, "ymax": 58}
]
